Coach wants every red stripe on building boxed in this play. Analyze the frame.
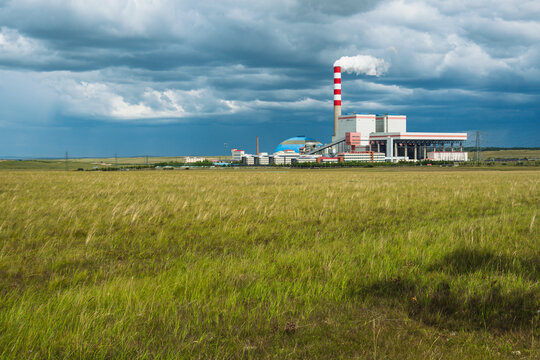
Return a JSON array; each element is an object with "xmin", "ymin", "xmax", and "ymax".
[
  {"xmin": 334, "ymin": 89, "xmax": 341, "ymax": 95},
  {"xmin": 334, "ymin": 78, "xmax": 341, "ymax": 84},
  {"xmin": 334, "ymin": 100, "xmax": 341, "ymax": 106}
]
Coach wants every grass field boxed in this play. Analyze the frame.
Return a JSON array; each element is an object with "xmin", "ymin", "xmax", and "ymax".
[
  {"xmin": 0, "ymin": 168, "xmax": 538, "ymax": 359},
  {"xmin": 478, "ymin": 150, "xmax": 540, "ymax": 160},
  {"xmin": 0, "ymin": 160, "xmax": 95, "ymax": 171}
]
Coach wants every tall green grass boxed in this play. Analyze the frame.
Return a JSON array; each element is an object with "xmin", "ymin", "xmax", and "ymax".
[{"xmin": 0, "ymin": 169, "xmax": 538, "ymax": 359}]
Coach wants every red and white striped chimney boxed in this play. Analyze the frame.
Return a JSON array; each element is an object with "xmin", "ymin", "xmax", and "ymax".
[{"xmin": 333, "ymin": 66, "xmax": 341, "ymax": 137}]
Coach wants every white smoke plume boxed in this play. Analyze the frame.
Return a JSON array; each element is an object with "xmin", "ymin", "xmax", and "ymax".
[{"xmin": 334, "ymin": 55, "xmax": 388, "ymax": 76}]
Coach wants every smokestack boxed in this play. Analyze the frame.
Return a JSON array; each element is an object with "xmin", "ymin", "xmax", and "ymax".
[
  {"xmin": 333, "ymin": 66, "xmax": 341, "ymax": 137},
  {"xmin": 256, "ymin": 136, "xmax": 259, "ymax": 155}
]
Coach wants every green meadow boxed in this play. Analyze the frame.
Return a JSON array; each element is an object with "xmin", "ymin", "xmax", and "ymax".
[{"xmin": 0, "ymin": 169, "xmax": 538, "ymax": 359}]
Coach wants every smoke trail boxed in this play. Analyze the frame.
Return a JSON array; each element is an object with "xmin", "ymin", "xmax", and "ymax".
[{"xmin": 334, "ymin": 55, "xmax": 388, "ymax": 76}]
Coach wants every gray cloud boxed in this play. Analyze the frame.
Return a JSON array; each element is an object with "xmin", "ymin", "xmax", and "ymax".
[{"xmin": 0, "ymin": 0, "xmax": 538, "ymax": 150}]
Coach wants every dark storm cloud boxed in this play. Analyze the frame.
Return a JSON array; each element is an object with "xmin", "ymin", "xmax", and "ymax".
[
  {"xmin": 1, "ymin": 1, "xmax": 336, "ymax": 71},
  {"xmin": 0, "ymin": 0, "xmax": 539, "ymax": 157}
]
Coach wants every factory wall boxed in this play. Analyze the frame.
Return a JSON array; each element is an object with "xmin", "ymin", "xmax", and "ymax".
[
  {"xmin": 428, "ymin": 151, "xmax": 468, "ymax": 161},
  {"xmin": 375, "ymin": 115, "xmax": 407, "ymax": 133},
  {"xmin": 336, "ymin": 115, "xmax": 376, "ymax": 145}
]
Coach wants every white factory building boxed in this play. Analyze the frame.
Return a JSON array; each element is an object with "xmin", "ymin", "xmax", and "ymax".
[
  {"xmin": 322, "ymin": 112, "xmax": 468, "ymax": 161},
  {"xmin": 306, "ymin": 66, "xmax": 469, "ymax": 162},
  {"xmin": 231, "ymin": 149, "xmax": 245, "ymax": 162}
]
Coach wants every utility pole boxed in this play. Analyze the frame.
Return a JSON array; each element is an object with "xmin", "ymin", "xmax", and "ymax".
[
  {"xmin": 475, "ymin": 131, "xmax": 481, "ymax": 164},
  {"xmin": 224, "ymin": 143, "xmax": 228, "ymax": 162},
  {"xmin": 65, "ymin": 151, "xmax": 68, "ymax": 171}
]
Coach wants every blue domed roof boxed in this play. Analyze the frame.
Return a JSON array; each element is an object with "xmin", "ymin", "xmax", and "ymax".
[{"xmin": 274, "ymin": 136, "xmax": 322, "ymax": 153}]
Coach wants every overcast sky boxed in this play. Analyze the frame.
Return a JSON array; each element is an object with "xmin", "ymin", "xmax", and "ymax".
[{"xmin": 1, "ymin": 0, "xmax": 539, "ymax": 157}]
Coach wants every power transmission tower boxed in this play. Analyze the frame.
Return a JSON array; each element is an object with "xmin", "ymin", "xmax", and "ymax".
[
  {"xmin": 475, "ymin": 131, "xmax": 481, "ymax": 164},
  {"xmin": 223, "ymin": 143, "xmax": 228, "ymax": 162}
]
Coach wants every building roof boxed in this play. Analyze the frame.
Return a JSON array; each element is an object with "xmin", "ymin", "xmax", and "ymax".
[
  {"xmin": 274, "ymin": 136, "xmax": 322, "ymax": 153},
  {"xmin": 369, "ymin": 132, "xmax": 467, "ymax": 140}
]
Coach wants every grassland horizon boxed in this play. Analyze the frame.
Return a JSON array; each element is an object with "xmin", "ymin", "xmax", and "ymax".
[
  {"xmin": 0, "ymin": 168, "xmax": 538, "ymax": 359},
  {"xmin": 1, "ymin": 148, "xmax": 539, "ymax": 171}
]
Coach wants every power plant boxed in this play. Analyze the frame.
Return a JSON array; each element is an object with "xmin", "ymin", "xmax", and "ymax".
[{"xmin": 234, "ymin": 64, "xmax": 468, "ymax": 164}]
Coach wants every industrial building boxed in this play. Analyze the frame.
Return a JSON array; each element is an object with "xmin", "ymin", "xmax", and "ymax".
[
  {"xmin": 234, "ymin": 64, "xmax": 468, "ymax": 165},
  {"xmin": 185, "ymin": 156, "xmax": 206, "ymax": 163},
  {"xmin": 231, "ymin": 149, "xmax": 245, "ymax": 162},
  {"xmin": 256, "ymin": 153, "xmax": 271, "ymax": 165},
  {"xmin": 274, "ymin": 136, "xmax": 322, "ymax": 154},
  {"xmin": 236, "ymin": 149, "xmax": 322, "ymax": 166},
  {"xmin": 306, "ymin": 66, "xmax": 468, "ymax": 161}
]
